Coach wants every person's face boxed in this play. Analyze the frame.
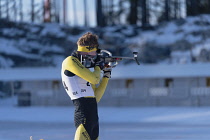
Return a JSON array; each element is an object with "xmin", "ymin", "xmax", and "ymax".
[{"xmin": 78, "ymin": 50, "xmax": 98, "ymax": 68}]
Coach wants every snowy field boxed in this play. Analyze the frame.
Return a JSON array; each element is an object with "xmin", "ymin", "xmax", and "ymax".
[{"xmin": 1, "ymin": 106, "xmax": 210, "ymax": 140}]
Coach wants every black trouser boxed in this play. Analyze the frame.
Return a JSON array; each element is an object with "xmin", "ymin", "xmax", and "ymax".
[{"xmin": 73, "ymin": 97, "xmax": 99, "ymax": 140}]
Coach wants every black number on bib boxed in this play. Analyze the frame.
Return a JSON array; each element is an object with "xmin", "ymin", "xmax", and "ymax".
[
  {"xmin": 86, "ymin": 82, "xmax": 90, "ymax": 86},
  {"xmin": 63, "ymin": 81, "xmax": 68, "ymax": 90}
]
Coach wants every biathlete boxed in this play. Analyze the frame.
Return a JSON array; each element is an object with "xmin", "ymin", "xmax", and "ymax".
[{"xmin": 61, "ymin": 32, "xmax": 111, "ymax": 140}]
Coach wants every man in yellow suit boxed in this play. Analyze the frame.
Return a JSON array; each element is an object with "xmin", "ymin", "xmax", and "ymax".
[{"xmin": 61, "ymin": 32, "xmax": 111, "ymax": 140}]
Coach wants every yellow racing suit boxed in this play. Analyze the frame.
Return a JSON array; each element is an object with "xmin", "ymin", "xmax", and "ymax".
[{"xmin": 61, "ymin": 55, "xmax": 109, "ymax": 140}]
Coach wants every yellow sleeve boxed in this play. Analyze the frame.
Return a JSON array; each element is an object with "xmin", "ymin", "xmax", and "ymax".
[
  {"xmin": 92, "ymin": 77, "xmax": 109, "ymax": 103},
  {"xmin": 62, "ymin": 56, "xmax": 101, "ymax": 84}
]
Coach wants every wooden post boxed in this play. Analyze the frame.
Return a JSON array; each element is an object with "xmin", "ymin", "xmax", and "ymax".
[{"xmin": 44, "ymin": 0, "xmax": 51, "ymax": 22}]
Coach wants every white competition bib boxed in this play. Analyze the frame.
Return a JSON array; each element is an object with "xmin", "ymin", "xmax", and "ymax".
[{"xmin": 61, "ymin": 72, "xmax": 95, "ymax": 100}]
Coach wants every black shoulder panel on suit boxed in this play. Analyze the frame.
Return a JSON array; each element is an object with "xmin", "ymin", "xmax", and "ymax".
[{"xmin": 64, "ymin": 70, "xmax": 75, "ymax": 77}]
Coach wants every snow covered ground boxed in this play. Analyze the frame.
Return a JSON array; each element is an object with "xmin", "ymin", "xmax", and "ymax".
[{"xmin": 1, "ymin": 106, "xmax": 210, "ymax": 140}]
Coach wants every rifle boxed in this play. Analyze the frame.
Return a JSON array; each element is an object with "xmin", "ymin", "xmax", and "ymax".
[{"xmin": 98, "ymin": 50, "xmax": 140, "ymax": 68}]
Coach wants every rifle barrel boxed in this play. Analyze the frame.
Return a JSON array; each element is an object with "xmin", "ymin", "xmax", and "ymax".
[{"xmin": 111, "ymin": 56, "xmax": 134, "ymax": 60}]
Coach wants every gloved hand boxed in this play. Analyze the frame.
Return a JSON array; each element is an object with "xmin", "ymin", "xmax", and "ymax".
[
  {"xmin": 95, "ymin": 55, "xmax": 105, "ymax": 70},
  {"xmin": 95, "ymin": 60, "xmax": 105, "ymax": 70},
  {"xmin": 103, "ymin": 66, "xmax": 112, "ymax": 78}
]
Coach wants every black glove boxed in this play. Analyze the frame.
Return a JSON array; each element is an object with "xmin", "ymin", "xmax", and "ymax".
[
  {"xmin": 103, "ymin": 66, "xmax": 112, "ymax": 78},
  {"xmin": 94, "ymin": 55, "xmax": 105, "ymax": 70},
  {"xmin": 95, "ymin": 60, "xmax": 105, "ymax": 70}
]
